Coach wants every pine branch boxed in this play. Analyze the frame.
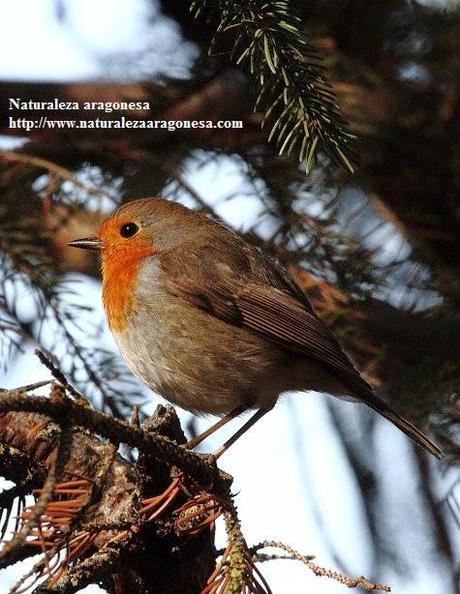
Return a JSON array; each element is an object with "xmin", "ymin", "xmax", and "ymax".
[
  {"xmin": 0, "ymin": 376, "xmax": 391, "ymax": 593},
  {"xmin": 0, "ymin": 165, "xmax": 143, "ymax": 415},
  {"xmin": 190, "ymin": 0, "xmax": 356, "ymax": 173}
]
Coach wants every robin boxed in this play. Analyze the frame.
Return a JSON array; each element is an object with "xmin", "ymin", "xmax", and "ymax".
[{"xmin": 69, "ymin": 198, "xmax": 442, "ymax": 459}]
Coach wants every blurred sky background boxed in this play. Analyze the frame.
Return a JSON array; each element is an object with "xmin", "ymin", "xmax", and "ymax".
[{"xmin": 0, "ymin": 1, "xmax": 457, "ymax": 593}]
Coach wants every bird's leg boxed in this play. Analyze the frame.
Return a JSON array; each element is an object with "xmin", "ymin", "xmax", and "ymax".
[
  {"xmin": 186, "ymin": 404, "xmax": 246, "ymax": 450},
  {"xmin": 212, "ymin": 406, "xmax": 272, "ymax": 459}
]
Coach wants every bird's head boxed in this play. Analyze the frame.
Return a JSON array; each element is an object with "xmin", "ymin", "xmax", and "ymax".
[
  {"xmin": 68, "ymin": 198, "xmax": 204, "ymax": 331},
  {"xmin": 68, "ymin": 197, "xmax": 199, "ymax": 257}
]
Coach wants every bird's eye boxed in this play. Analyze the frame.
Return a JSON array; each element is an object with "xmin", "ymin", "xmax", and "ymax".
[{"xmin": 120, "ymin": 222, "xmax": 139, "ymax": 238}]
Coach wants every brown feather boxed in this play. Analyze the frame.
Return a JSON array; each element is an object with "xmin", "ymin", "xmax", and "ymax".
[{"xmin": 159, "ymin": 222, "xmax": 442, "ymax": 458}]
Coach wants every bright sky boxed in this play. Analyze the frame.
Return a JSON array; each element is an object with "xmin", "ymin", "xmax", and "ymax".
[
  {"xmin": 0, "ymin": 0, "xmax": 196, "ymax": 80},
  {"xmin": 0, "ymin": 1, "xmax": 454, "ymax": 593}
]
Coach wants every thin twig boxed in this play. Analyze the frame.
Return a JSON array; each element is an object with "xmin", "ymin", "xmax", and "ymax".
[
  {"xmin": 252, "ymin": 541, "xmax": 391, "ymax": 592},
  {"xmin": 0, "ymin": 150, "xmax": 116, "ymax": 201},
  {"xmin": 34, "ymin": 349, "xmax": 84, "ymax": 401}
]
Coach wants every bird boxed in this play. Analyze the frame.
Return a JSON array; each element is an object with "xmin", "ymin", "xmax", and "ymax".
[{"xmin": 68, "ymin": 197, "xmax": 442, "ymax": 459}]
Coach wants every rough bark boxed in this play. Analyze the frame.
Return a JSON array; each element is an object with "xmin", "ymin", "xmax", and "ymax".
[{"xmin": 0, "ymin": 401, "xmax": 218, "ymax": 594}]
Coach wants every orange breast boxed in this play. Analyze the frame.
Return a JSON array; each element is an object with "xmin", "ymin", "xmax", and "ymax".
[{"xmin": 101, "ymin": 244, "xmax": 156, "ymax": 332}]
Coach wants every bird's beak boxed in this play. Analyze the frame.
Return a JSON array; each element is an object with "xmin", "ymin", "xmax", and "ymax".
[{"xmin": 68, "ymin": 237, "xmax": 104, "ymax": 251}]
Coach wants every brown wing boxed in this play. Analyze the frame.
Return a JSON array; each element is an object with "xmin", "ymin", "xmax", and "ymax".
[
  {"xmin": 235, "ymin": 283, "xmax": 373, "ymax": 396},
  {"xmin": 159, "ymin": 232, "xmax": 369, "ymax": 396}
]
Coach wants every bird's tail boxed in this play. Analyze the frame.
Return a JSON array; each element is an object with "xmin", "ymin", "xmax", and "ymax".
[{"xmin": 363, "ymin": 391, "xmax": 443, "ymax": 459}]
